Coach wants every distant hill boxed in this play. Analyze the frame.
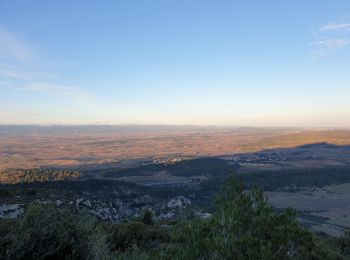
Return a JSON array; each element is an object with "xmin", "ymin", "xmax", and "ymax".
[{"xmin": 0, "ymin": 125, "xmax": 242, "ymax": 136}]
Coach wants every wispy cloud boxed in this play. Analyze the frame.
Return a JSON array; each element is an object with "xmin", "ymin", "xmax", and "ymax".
[
  {"xmin": 0, "ymin": 67, "xmax": 57, "ymax": 81},
  {"xmin": 0, "ymin": 68, "xmax": 20, "ymax": 78},
  {"xmin": 309, "ymin": 21, "xmax": 350, "ymax": 60},
  {"xmin": 0, "ymin": 28, "xmax": 33, "ymax": 62},
  {"xmin": 319, "ymin": 23, "xmax": 350, "ymax": 32},
  {"xmin": 20, "ymin": 82, "xmax": 92, "ymax": 100},
  {"xmin": 311, "ymin": 38, "xmax": 350, "ymax": 51},
  {"xmin": 0, "ymin": 26, "xmax": 92, "ymax": 101}
]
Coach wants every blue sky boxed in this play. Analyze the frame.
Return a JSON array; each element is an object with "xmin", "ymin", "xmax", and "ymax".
[{"xmin": 0, "ymin": 1, "xmax": 350, "ymax": 126}]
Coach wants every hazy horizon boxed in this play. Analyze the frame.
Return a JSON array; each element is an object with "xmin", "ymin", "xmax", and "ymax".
[
  {"xmin": 1, "ymin": 1, "xmax": 350, "ymax": 126},
  {"xmin": 0, "ymin": 123, "xmax": 348, "ymax": 131}
]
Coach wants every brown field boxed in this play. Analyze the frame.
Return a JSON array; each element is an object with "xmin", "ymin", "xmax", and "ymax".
[
  {"xmin": 266, "ymin": 183, "xmax": 350, "ymax": 236},
  {"xmin": 1, "ymin": 125, "xmax": 350, "ymax": 170}
]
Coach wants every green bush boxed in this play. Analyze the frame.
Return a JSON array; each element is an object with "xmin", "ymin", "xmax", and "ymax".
[
  {"xmin": 142, "ymin": 209, "xmax": 154, "ymax": 225},
  {"xmin": 0, "ymin": 203, "xmax": 97, "ymax": 260},
  {"xmin": 162, "ymin": 176, "xmax": 316, "ymax": 259},
  {"xmin": 106, "ymin": 221, "xmax": 169, "ymax": 252},
  {"xmin": 336, "ymin": 231, "xmax": 350, "ymax": 257}
]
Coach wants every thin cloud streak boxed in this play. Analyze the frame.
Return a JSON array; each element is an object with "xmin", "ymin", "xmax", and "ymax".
[
  {"xmin": 0, "ymin": 67, "xmax": 57, "ymax": 81},
  {"xmin": 19, "ymin": 82, "xmax": 92, "ymax": 101},
  {"xmin": 0, "ymin": 28, "xmax": 33, "ymax": 62},
  {"xmin": 311, "ymin": 38, "xmax": 350, "ymax": 50},
  {"xmin": 308, "ymin": 38, "xmax": 350, "ymax": 60},
  {"xmin": 309, "ymin": 22, "xmax": 350, "ymax": 59},
  {"xmin": 319, "ymin": 23, "xmax": 350, "ymax": 32},
  {"xmin": 0, "ymin": 68, "xmax": 20, "ymax": 78},
  {"xmin": 0, "ymin": 26, "xmax": 93, "ymax": 101}
]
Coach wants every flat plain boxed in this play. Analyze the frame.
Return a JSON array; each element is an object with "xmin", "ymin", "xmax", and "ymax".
[{"xmin": 2, "ymin": 125, "xmax": 350, "ymax": 171}]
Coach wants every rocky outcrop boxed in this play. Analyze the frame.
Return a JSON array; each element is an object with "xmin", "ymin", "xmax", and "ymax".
[
  {"xmin": 167, "ymin": 196, "xmax": 191, "ymax": 209},
  {"xmin": 158, "ymin": 211, "xmax": 175, "ymax": 219},
  {"xmin": 157, "ymin": 196, "xmax": 192, "ymax": 220},
  {"xmin": 82, "ymin": 199, "xmax": 92, "ymax": 208},
  {"xmin": 0, "ymin": 204, "xmax": 24, "ymax": 218},
  {"xmin": 92, "ymin": 206, "xmax": 119, "ymax": 222},
  {"xmin": 76, "ymin": 198, "xmax": 84, "ymax": 206},
  {"xmin": 0, "ymin": 192, "xmax": 192, "ymax": 223}
]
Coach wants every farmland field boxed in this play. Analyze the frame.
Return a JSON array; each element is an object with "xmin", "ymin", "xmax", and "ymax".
[{"xmin": 2, "ymin": 125, "xmax": 350, "ymax": 171}]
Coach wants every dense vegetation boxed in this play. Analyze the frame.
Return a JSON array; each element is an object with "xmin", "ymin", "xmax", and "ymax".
[
  {"xmin": 102, "ymin": 157, "xmax": 238, "ymax": 178},
  {"xmin": 1, "ymin": 175, "xmax": 349, "ymax": 259},
  {"xmin": 240, "ymin": 167, "xmax": 350, "ymax": 191},
  {"xmin": 0, "ymin": 169, "xmax": 82, "ymax": 184},
  {"xmin": 194, "ymin": 167, "xmax": 350, "ymax": 201},
  {"xmin": 0, "ymin": 179, "xmax": 190, "ymax": 202}
]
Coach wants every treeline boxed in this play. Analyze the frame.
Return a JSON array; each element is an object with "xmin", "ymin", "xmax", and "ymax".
[
  {"xmin": 194, "ymin": 167, "xmax": 350, "ymax": 204},
  {"xmin": 1, "ymin": 175, "xmax": 349, "ymax": 259},
  {"xmin": 102, "ymin": 157, "xmax": 238, "ymax": 178},
  {"xmin": 0, "ymin": 169, "xmax": 82, "ymax": 184},
  {"xmin": 240, "ymin": 167, "xmax": 350, "ymax": 191},
  {"xmin": 1, "ymin": 179, "xmax": 193, "ymax": 202}
]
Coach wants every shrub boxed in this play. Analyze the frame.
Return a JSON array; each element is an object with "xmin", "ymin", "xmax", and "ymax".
[
  {"xmin": 106, "ymin": 221, "xmax": 169, "ymax": 252},
  {"xmin": 0, "ymin": 203, "xmax": 96, "ymax": 260},
  {"xmin": 142, "ymin": 209, "xmax": 154, "ymax": 225},
  {"xmin": 164, "ymin": 175, "xmax": 319, "ymax": 259}
]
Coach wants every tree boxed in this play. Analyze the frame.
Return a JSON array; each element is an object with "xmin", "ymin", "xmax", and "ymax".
[
  {"xmin": 142, "ymin": 209, "xmax": 154, "ymax": 225},
  {"xmin": 167, "ymin": 175, "xmax": 317, "ymax": 259}
]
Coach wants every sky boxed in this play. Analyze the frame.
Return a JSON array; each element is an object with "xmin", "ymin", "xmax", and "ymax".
[{"xmin": 0, "ymin": 0, "xmax": 350, "ymax": 127}]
